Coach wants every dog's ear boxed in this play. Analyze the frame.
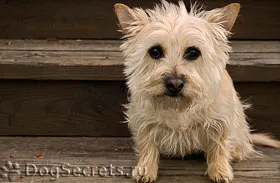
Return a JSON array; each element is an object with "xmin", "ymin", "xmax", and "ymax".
[
  {"xmin": 205, "ymin": 3, "xmax": 240, "ymax": 31},
  {"xmin": 114, "ymin": 3, "xmax": 137, "ymax": 34}
]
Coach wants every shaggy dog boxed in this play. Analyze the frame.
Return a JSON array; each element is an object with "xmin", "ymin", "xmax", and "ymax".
[{"xmin": 114, "ymin": 1, "xmax": 280, "ymax": 182}]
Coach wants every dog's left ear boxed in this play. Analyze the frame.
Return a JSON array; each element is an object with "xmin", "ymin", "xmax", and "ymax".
[
  {"xmin": 205, "ymin": 3, "xmax": 240, "ymax": 31},
  {"xmin": 114, "ymin": 3, "xmax": 135, "ymax": 33},
  {"xmin": 114, "ymin": 3, "xmax": 149, "ymax": 35}
]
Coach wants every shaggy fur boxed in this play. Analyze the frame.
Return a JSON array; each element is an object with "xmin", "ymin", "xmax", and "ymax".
[{"xmin": 114, "ymin": 1, "xmax": 280, "ymax": 182}]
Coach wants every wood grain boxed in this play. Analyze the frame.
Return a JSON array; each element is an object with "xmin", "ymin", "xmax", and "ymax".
[
  {"xmin": 0, "ymin": 40, "xmax": 279, "ymax": 81},
  {"xmin": 235, "ymin": 82, "xmax": 280, "ymax": 137},
  {"xmin": 0, "ymin": 81, "xmax": 279, "ymax": 137},
  {"xmin": 0, "ymin": 80, "xmax": 129, "ymax": 136},
  {"xmin": 0, "ymin": 0, "xmax": 279, "ymax": 39},
  {"xmin": 0, "ymin": 137, "xmax": 279, "ymax": 182},
  {"xmin": 0, "ymin": 40, "xmax": 278, "ymax": 136},
  {"xmin": 1, "ymin": 40, "xmax": 279, "ymax": 52}
]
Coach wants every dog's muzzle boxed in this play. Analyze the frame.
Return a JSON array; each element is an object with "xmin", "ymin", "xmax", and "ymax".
[{"xmin": 164, "ymin": 77, "xmax": 185, "ymax": 96}]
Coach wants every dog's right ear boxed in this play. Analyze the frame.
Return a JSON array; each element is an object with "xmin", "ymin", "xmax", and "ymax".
[{"xmin": 114, "ymin": 3, "xmax": 136, "ymax": 34}]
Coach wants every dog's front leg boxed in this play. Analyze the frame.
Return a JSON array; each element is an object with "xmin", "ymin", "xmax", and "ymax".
[
  {"xmin": 206, "ymin": 137, "xmax": 233, "ymax": 183},
  {"xmin": 132, "ymin": 136, "xmax": 159, "ymax": 183}
]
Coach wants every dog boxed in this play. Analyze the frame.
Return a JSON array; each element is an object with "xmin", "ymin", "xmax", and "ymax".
[{"xmin": 114, "ymin": 1, "xmax": 280, "ymax": 182}]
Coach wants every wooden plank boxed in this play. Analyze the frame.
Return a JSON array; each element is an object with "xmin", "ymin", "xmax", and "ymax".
[
  {"xmin": 235, "ymin": 82, "xmax": 280, "ymax": 137},
  {"xmin": 0, "ymin": 137, "xmax": 279, "ymax": 183},
  {"xmin": 231, "ymin": 41, "xmax": 280, "ymax": 53},
  {"xmin": 0, "ymin": 39, "xmax": 122, "ymax": 51},
  {"xmin": 0, "ymin": 40, "xmax": 279, "ymax": 82},
  {"xmin": 0, "ymin": 0, "xmax": 279, "ymax": 39},
  {"xmin": 0, "ymin": 80, "xmax": 129, "ymax": 137},
  {"xmin": 1, "ymin": 40, "xmax": 279, "ymax": 52},
  {"xmin": 0, "ymin": 81, "xmax": 279, "ymax": 137},
  {"xmin": 1, "ymin": 51, "xmax": 279, "ymax": 66}
]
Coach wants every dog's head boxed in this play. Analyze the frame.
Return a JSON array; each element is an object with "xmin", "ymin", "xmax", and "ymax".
[{"xmin": 115, "ymin": 1, "xmax": 240, "ymax": 110}]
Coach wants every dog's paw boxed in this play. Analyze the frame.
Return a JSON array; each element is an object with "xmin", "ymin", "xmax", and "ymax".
[
  {"xmin": 231, "ymin": 150, "xmax": 243, "ymax": 162},
  {"xmin": 132, "ymin": 165, "xmax": 157, "ymax": 183},
  {"xmin": 207, "ymin": 165, "xmax": 233, "ymax": 183}
]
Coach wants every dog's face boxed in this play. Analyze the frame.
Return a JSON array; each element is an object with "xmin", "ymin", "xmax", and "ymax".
[{"xmin": 115, "ymin": 1, "xmax": 240, "ymax": 110}]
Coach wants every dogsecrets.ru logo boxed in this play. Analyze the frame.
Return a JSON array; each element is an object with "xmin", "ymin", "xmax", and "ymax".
[{"xmin": 0, "ymin": 161, "xmax": 148, "ymax": 182}]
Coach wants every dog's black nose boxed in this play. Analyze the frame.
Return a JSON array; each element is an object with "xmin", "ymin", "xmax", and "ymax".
[{"xmin": 165, "ymin": 77, "xmax": 185, "ymax": 95}]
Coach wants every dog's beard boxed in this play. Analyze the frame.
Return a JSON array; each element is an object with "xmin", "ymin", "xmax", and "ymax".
[
  {"xmin": 151, "ymin": 93, "xmax": 193, "ymax": 112},
  {"xmin": 133, "ymin": 81, "xmax": 199, "ymax": 111}
]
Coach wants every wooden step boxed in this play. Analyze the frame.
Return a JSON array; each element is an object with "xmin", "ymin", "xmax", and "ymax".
[
  {"xmin": 0, "ymin": 137, "xmax": 279, "ymax": 183},
  {"xmin": 0, "ymin": 40, "xmax": 279, "ymax": 81},
  {"xmin": 0, "ymin": 40, "xmax": 279, "ymax": 137}
]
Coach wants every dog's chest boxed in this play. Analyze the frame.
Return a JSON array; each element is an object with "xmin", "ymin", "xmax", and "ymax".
[
  {"xmin": 154, "ymin": 125, "xmax": 204, "ymax": 157},
  {"xmin": 152, "ymin": 111, "xmax": 205, "ymax": 157}
]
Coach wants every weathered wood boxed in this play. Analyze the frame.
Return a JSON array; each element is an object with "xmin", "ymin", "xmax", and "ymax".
[
  {"xmin": 0, "ymin": 81, "xmax": 279, "ymax": 137},
  {"xmin": 0, "ymin": 0, "xmax": 279, "ymax": 39},
  {"xmin": 0, "ymin": 40, "xmax": 278, "ymax": 136},
  {"xmin": 0, "ymin": 40, "xmax": 279, "ymax": 81},
  {"xmin": 0, "ymin": 80, "xmax": 129, "ymax": 137},
  {"xmin": 0, "ymin": 39, "xmax": 122, "ymax": 51},
  {"xmin": 235, "ymin": 82, "xmax": 280, "ymax": 137},
  {"xmin": 1, "ymin": 40, "xmax": 279, "ymax": 52},
  {"xmin": 0, "ymin": 137, "xmax": 279, "ymax": 182}
]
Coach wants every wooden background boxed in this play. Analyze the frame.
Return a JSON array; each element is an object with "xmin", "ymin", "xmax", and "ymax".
[
  {"xmin": 0, "ymin": 1, "xmax": 279, "ymax": 182},
  {"xmin": 0, "ymin": 0, "xmax": 279, "ymax": 39},
  {"xmin": 0, "ymin": 0, "xmax": 279, "ymax": 137}
]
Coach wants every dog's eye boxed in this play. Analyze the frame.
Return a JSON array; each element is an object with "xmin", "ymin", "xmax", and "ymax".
[
  {"xmin": 148, "ymin": 45, "xmax": 164, "ymax": 60},
  {"xmin": 184, "ymin": 47, "xmax": 201, "ymax": 61}
]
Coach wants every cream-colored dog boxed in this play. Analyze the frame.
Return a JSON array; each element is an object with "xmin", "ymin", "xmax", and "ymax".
[{"xmin": 114, "ymin": 1, "xmax": 280, "ymax": 182}]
